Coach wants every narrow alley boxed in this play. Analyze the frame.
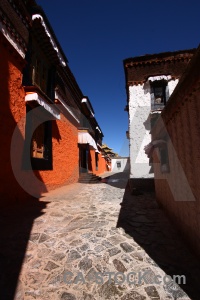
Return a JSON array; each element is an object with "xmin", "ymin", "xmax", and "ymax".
[{"xmin": 1, "ymin": 173, "xmax": 200, "ymax": 300}]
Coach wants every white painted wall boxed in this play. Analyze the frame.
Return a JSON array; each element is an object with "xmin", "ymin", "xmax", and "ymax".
[
  {"xmin": 128, "ymin": 82, "xmax": 152, "ymax": 178},
  {"xmin": 168, "ymin": 79, "xmax": 179, "ymax": 95},
  {"xmin": 111, "ymin": 158, "xmax": 130, "ymax": 172},
  {"xmin": 128, "ymin": 78, "xmax": 179, "ymax": 179}
]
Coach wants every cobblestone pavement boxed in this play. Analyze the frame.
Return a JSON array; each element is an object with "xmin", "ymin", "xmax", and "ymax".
[{"xmin": 1, "ymin": 173, "xmax": 200, "ymax": 300}]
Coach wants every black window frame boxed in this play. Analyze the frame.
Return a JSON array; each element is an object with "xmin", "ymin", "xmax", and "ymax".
[
  {"xmin": 95, "ymin": 152, "xmax": 99, "ymax": 171},
  {"xmin": 24, "ymin": 104, "xmax": 53, "ymax": 171},
  {"xmin": 27, "ymin": 40, "xmax": 56, "ymax": 102},
  {"xmin": 117, "ymin": 161, "xmax": 121, "ymax": 169},
  {"xmin": 150, "ymin": 79, "xmax": 169, "ymax": 109}
]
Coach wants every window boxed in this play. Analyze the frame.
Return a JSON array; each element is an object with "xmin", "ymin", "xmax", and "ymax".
[
  {"xmin": 31, "ymin": 123, "xmax": 45, "ymax": 158},
  {"xmin": 33, "ymin": 56, "xmax": 48, "ymax": 93},
  {"xmin": 23, "ymin": 41, "xmax": 55, "ymax": 101},
  {"xmin": 95, "ymin": 152, "xmax": 99, "ymax": 171},
  {"xmin": 150, "ymin": 80, "xmax": 169, "ymax": 107},
  {"xmin": 31, "ymin": 50, "xmax": 55, "ymax": 100},
  {"xmin": 154, "ymin": 85, "xmax": 165, "ymax": 104},
  {"xmin": 24, "ymin": 104, "xmax": 53, "ymax": 170},
  {"xmin": 80, "ymin": 115, "xmax": 91, "ymax": 128},
  {"xmin": 117, "ymin": 162, "xmax": 121, "ymax": 169}
]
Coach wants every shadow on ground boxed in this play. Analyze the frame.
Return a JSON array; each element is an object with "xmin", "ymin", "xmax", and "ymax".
[
  {"xmin": 101, "ymin": 171, "xmax": 129, "ymax": 189},
  {"xmin": 0, "ymin": 197, "xmax": 49, "ymax": 300},
  {"xmin": 116, "ymin": 184, "xmax": 200, "ymax": 300}
]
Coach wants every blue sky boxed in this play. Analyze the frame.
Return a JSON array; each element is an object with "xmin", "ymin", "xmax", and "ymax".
[{"xmin": 37, "ymin": 0, "xmax": 200, "ymax": 156}]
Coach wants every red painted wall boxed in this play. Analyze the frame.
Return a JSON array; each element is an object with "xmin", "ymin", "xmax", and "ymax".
[
  {"xmin": 151, "ymin": 54, "xmax": 200, "ymax": 255},
  {"xmin": 88, "ymin": 149, "xmax": 107, "ymax": 175},
  {"xmin": 0, "ymin": 42, "xmax": 37, "ymax": 205},
  {"xmin": 97, "ymin": 153, "xmax": 108, "ymax": 174},
  {"xmin": 0, "ymin": 42, "xmax": 79, "ymax": 205},
  {"xmin": 38, "ymin": 114, "xmax": 79, "ymax": 188}
]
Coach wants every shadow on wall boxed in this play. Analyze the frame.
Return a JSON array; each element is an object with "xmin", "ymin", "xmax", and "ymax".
[
  {"xmin": 88, "ymin": 150, "xmax": 92, "ymax": 172},
  {"xmin": 52, "ymin": 121, "xmax": 62, "ymax": 142},
  {"xmin": 116, "ymin": 185, "xmax": 200, "ymax": 300},
  {"xmin": 0, "ymin": 44, "xmax": 48, "ymax": 299},
  {"xmin": 124, "ymin": 159, "xmax": 130, "ymax": 172},
  {"xmin": 101, "ymin": 171, "xmax": 129, "ymax": 189}
]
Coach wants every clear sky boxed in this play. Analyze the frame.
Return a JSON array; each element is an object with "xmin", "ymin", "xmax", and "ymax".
[{"xmin": 37, "ymin": 0, "xmax": 200, "ymax": 156}]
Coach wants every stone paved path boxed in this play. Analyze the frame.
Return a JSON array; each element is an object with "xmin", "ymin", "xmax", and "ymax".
[{"xmin": 1, "ymin": 174, "xmax": 200, "ymax": 300}]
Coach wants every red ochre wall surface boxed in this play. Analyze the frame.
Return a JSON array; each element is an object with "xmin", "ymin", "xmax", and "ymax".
[
  {"xmin": 0, "ymin": 42, "xmax": 32, "ymax": 205},
  {"xmin": 98, "ymin": 153, "xmax": 107, "ymax": 174},
  {"xmin": 0, "ymin": 42, "xmax": 79, "ymax": 205},
  {"xmin": 88, "ymin": 149, "xmax": 107, "ymax": 175},
  {"xmin": 38, "ymin": 115, "xmax": 79, "ymax": 189},
  {"xmin": 153, "ymin": 85, "xmax": 200, "ymax": 255}
]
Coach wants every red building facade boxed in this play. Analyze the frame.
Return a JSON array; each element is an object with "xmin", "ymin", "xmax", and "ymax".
[
  {"xmin": 0, "ymin": 0, "xmax": 107, "ymax": 205},
  {"xmin": 151, "ymin": 46, "xmax": 200, "ymax": 255}
]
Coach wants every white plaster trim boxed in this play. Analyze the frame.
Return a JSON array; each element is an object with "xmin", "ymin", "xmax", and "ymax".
[
  {"xmin": 97, "ymin": 143, "xmax": 102, "ymax": 149},
  {"xmin": 78, "ymin": 131, "xmax": 99, "ymax": 152},
  {"xmin": 96, "ymin": 126, "xmax": 101, "ymax": 133},
  {"xmin": 25, "ymin": 93, "xmax": 60, "ymax": 119},
  {"xmin": 148, "ymin": 75, "xmax": 172, "ymax": 82},
  {"xmin": 150, "ymin": 110, "xmax": 162, "ymax": 114},
  {"xmin": 0, "ymin": 21, "xmax": 25, "ymax": 58},
  {"xmin": 152, "ymin": 139, "xmax": 166, "ymax": 146},
  {"xmin": 81, "ymin": 98, "xmax": 95, "ymax": 117},
  {"xmin": 55, "ymin": 91, "xmax": 80, "ymax": 123},
  {"xmin": 32, "ymin": 14, "xmax": 66, "ymax": 67}
]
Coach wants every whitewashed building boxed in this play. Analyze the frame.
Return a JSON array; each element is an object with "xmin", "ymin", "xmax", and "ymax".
[
  {"xmin": 111, "ymin": 157, "xmax": 130, "ymax": 173},
  {"xmin": 123, "ymin": 49, "xmax": 195, "ymax": 181}
]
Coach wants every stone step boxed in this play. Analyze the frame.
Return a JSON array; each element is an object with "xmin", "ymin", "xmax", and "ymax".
[{"xmin": 78, "ymin": 173, "xmax": 102, "ymax": 183}]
